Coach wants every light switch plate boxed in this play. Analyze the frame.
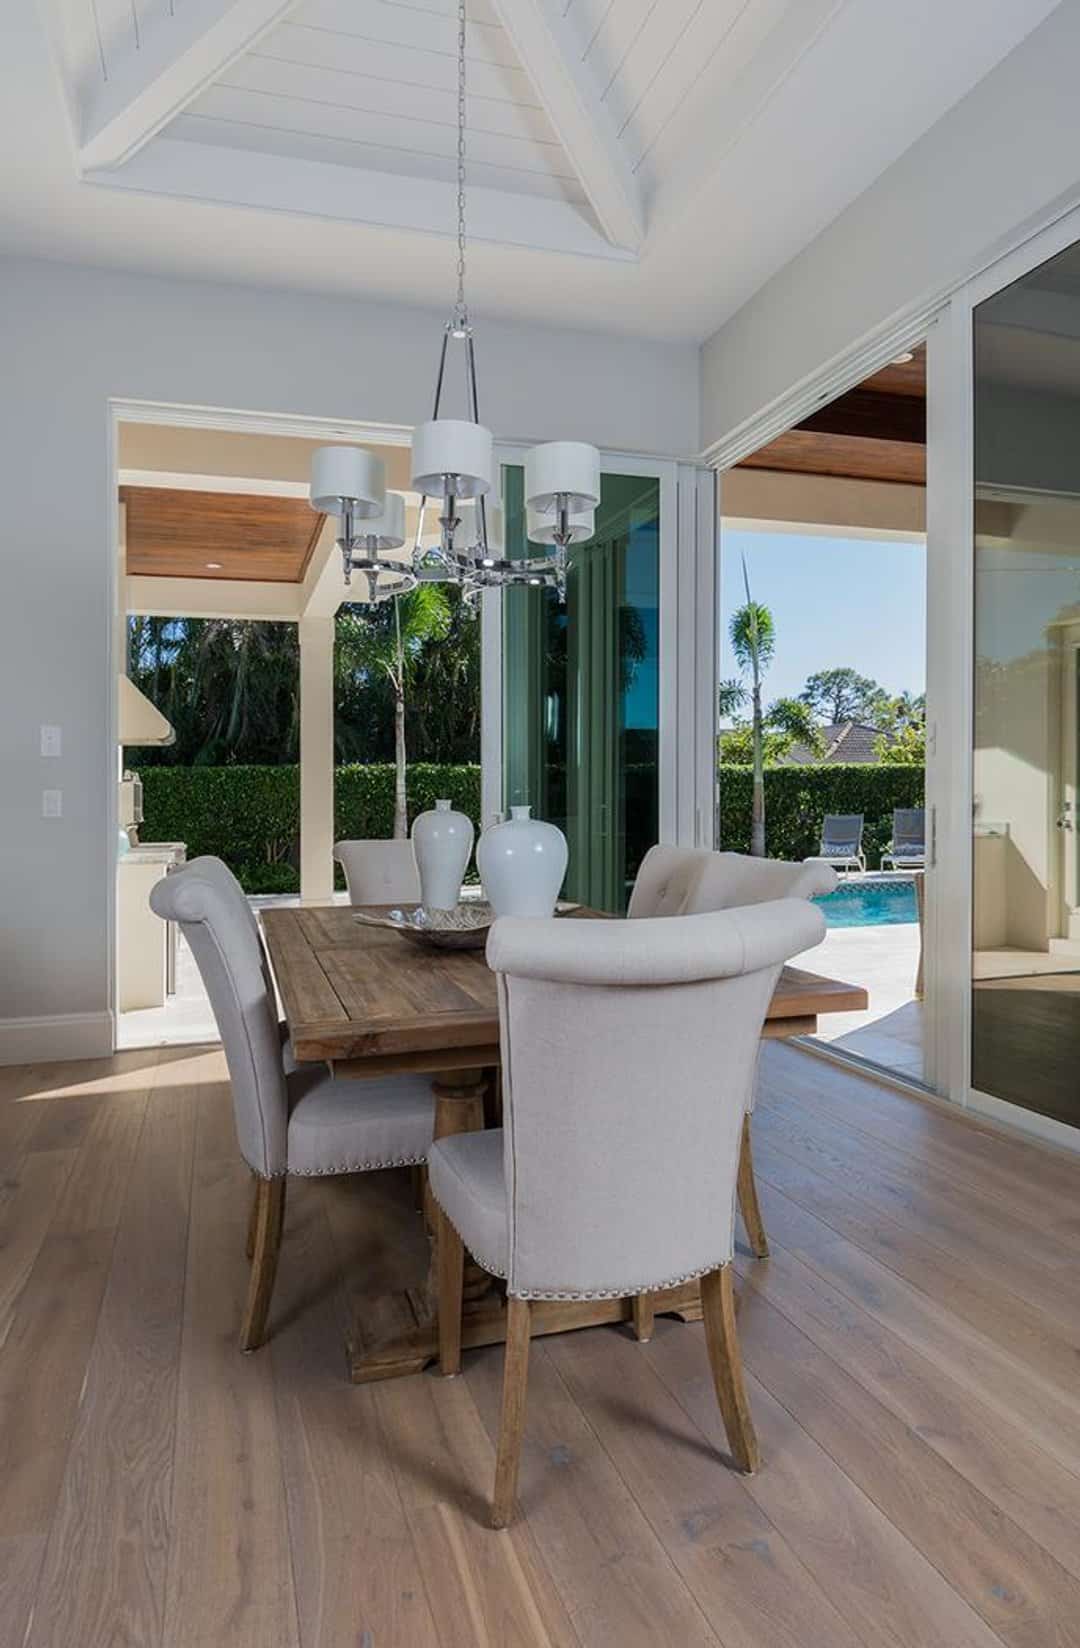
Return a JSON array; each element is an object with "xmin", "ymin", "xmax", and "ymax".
[
  {"xmin": 40, "ymin": 724, "xmax": 61, "ymax": 757},
  {"xmin": 42, "ymin": 789, "xmax": 62, "ymax": 818}
]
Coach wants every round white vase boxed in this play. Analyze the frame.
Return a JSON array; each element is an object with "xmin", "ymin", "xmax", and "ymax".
[
  {"xmin": 411, "ymin": 799, "xmax": 474, "ymax": 912},
  {"xmin": 477, "ymin": 805, "xmax": 568, "ymax": 918}
]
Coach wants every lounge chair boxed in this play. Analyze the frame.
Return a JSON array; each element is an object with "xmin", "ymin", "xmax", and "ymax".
[
  {"xmin": 805, "ymin": 813, "xmax": 866, "ymax": 875},
  {"xmin": 881, "ymin": 807, "xmax": 926, "ymax": 871}
]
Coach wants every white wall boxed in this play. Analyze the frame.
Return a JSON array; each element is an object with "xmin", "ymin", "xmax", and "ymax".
[
  {"xmin": 0, "ymin": 254, "xmax": 698, "ymax": 1058},
  {"xmin": 701, "ymin": 0, "xmax": 1080, "ymax": 453}
]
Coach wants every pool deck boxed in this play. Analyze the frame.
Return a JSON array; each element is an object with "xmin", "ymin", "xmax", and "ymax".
[{"xmin": 795, "ymin": 913, "xmax": 924, "ymax": 1082}]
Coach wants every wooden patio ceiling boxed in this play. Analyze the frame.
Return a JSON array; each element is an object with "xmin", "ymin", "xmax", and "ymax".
[
  {"xmin": 737, "ymin": 346, "xmax": 926, "ymax": 486},
  {"xmin": 121, "ymin": 487, "xmax": 326, "ymax": 582}
]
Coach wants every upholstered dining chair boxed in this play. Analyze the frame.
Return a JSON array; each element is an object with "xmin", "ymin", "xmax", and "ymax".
[
  {"xmin": 150, "ymin": 860, "xmax": 435, "ymax": 1352},
  {"xmin": 628, "ymin": 846, "xmax": 834, "ymax": 1262},
  {"xmin": 334, "ymin": 839, "xmax": 422, "ymax": 906},
  {"xmin": 175, "ymin": 854, "xmax": 299, "ymax": 1070},
  {"xmin": 430, "ymin": 900, "xmax": 825, "ymax": 1527}
]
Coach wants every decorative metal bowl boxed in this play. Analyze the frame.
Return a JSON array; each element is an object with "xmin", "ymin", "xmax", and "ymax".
[{"xmin": 353, "ymin": 902, "xmax": 496, "ymax": 951}]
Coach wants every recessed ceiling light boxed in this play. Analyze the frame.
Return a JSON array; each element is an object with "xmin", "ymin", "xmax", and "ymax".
[
  {"xmin": 890, "ymin": 351, "xmax": 915, "ymax": 365},
  {"xmin": 206, "ymin": 561, "xmax": 223, "ymax": 570}
]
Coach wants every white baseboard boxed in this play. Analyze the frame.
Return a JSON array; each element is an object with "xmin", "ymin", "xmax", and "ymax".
[{"xmin": 0, "ymin": 1012, "xmax": 114, "ymax": 1066}]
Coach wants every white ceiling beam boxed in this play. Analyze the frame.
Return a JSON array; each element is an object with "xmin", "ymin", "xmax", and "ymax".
[
  {"xmin": 488, "ymin": 0, "xmax": 644, "ymax": 253},
  {"xmin": 78, "ymin": 0, "xmax": 300, "ymax": 173},
  {"xmin": 86, "ymin": 138, "xmax": 636, "ymax": 262},
  {"xmin": 125, "ymin": 574, "xmax": 302, "ymax": 621}
]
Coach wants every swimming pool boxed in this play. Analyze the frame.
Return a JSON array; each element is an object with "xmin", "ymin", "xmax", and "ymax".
[{"xmin": 814, "ymin": 877, "xmax": 917, "ymax": 928}]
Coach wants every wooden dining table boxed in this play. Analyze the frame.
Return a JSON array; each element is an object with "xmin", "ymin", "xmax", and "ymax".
[{"xmin": 262, "ymin": 903, "xmax": 868, "ymax": 1383}]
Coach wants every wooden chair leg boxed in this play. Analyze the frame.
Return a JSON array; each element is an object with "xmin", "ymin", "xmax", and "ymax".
[
  {"xmin": 632, "ymin": 1292, "xmax": 654, "ymax": 1342},
  {"xmin": 245, "ymin": 1171, "xmax": 260, "ymax": 1260},
  {"xmin": 411, "ymin": 1163, "xmax": 427, "ymax": 1211},
  {"xmin": 437, "ymin": 1205, "xmax": 465, "ymax": 1376},
  {"xmin": 492, "ymin": 1297, "xmax": 532, "ymax": 1529},
  {"xmin": 239, "ymin": 1177, "xmax": 286, "ymax": 1353},
  {"xmin": 700, "ymin": 1265, "xmax": 760, "ymax": 1474},
  {"xmin": 737, "ymin": 1114, "xmax": 770, "ymax": 1259}
]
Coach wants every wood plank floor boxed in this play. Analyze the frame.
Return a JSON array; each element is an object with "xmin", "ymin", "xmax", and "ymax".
[{"xmin": 2, "ymin": 1040, "xmax": 1080, "ymax": 1647}]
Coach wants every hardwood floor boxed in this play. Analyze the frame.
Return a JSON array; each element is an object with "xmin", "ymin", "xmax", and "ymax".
[{"xmin": 2, "ymin": 1039, "xmax": 1080, "ymax": 1647}]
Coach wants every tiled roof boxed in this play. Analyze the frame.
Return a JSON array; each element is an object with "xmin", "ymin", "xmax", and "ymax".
[{"xmin": 784, "ymin": 721, "xmax": 887, "ymax": 766}]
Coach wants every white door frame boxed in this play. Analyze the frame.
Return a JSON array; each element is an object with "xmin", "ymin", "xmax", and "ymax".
[{"xmin": 486, "ymin": 444, "xmax": 684, "ymax": 846}]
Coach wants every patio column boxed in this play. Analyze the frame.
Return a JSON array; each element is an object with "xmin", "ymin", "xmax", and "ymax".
[{"xmin": 299, "ymin": 614, "xmax": 335, "ymax": 904}]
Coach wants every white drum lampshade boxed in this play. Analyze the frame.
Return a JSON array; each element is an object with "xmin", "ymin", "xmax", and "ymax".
[
  {"xmin": 310, "ymin": 446, "xmax": 385, "ymax": 516},
  {"xmin": 527, "ymin": 504, "xmax": 594, "ymax": 545},
  {"xmin": 524, "ymin": 441, "xmax": 601, "ymax": 514},
  {"xmin": 411, "ymin": 419, "xmax": 494, "ymax": 499},
  {"xmin": 352, "ymin": 490, "xmax": 406, "ymax": 550}
]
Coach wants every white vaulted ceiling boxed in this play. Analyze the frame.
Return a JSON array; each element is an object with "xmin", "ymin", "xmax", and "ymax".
[{"xmin": 6, "ymin": 0, "xmax": 1066, "ymax": 339}]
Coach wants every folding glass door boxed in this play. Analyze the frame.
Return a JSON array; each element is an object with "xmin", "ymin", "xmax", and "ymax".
[{"xmin": 500, "ymin": 462, "xmax": 664, "ymax": 913}]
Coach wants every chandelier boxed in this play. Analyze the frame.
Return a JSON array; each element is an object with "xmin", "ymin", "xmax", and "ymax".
[{"xmin": 309, "ymin": 0, "xmax": 600, "ymax": 605}]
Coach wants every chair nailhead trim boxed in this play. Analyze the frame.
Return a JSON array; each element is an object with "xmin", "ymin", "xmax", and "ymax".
[
  {"xmin": 290, "ymin": 1152, "xmax": 430, "ymax": 1177},
  {"xmin": 249, "ymin": 1154, "xmax": 429, "ymax": 1179},
  {"xmin": 428, "ymin": 1174, "xmax": 728, "ymax": 1297},
  {"xmin": 427, "ymin": 1182, "xmax": 508, "ymax": 1278},
  {"xmin": 513, "ymin": 1257, "xmax": 731, "ymax": 1302}
]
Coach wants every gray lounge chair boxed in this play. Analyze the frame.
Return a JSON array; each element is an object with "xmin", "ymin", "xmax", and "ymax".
[
  {"xmin": 881, "ymin": 807, "xmax": 926, "ymax": 871},
  {"xmin": 805, "ymin": 813, "xmax": 866, "ymax": 875}
]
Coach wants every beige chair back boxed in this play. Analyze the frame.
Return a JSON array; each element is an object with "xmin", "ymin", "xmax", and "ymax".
[
  {"xmin": 334, "ymin": 839, "xmax": 421, "ymax": 906},
  {"xmin": 486, "ymin": 901, "xmax": 824, "ymax": 1300},
  {"xmin": 150, "ymin": 861, "xmax": 288, "ymax": 1177},
  {"xmin": 629, "ymin": 845, "xmax": 835, "ymax": 918}
]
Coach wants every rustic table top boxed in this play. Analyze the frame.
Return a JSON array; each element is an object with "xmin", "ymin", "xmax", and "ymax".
[{"xmin": 262, "ymin": 904, "xmax": 870, "ymax": 1067}]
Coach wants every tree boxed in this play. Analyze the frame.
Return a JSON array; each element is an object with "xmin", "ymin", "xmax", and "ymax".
[
  {"xmin": 800, "ymin": 666, "xmax": 889, "ymax": 726},
  {"xmin": 882, "ymin": 689, "xmax": 926, "ymax": 733},
  {"xmin": 719, "ymin": 563, "xmax": 778, "ymax": 856},
  {"xmin": 335, "ymin": 585, "xmax": 453, "ymax": 837},
  {"xmin": 128, "ymin": 616, "xmax": 300, "ymax": 765},
  {"xmin": 873, "ymin": 690, "xmax": 926, "ymax": 764},
  {"xmin": 717, "ymin": 697, "xmax": 821, "ymax": 766},
  {"xmin": 875, "ymin": 721, "xmax": 925, "ymax": 765}
]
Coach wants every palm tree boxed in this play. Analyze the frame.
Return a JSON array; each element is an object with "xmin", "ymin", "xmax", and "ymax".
[
  {"xmin": 336, "ymin": 586, "xmax": 452, "ymax": 837},
  {"xmin": 719, "ymin": 562, "xmax": 774, "ymax": 855},
  {"xmin": 717, "ymin": 562, "xmax": 818, "ymax": 856}
]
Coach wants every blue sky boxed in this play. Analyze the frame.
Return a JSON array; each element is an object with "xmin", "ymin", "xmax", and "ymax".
[{"xmin": 720, "ymin": 529, "xmax": 926, "ymax": 709}]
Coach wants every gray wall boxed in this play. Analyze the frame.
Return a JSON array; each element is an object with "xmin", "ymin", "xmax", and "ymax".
[
  {"xmin": 701, "ymin": 0, "xmax": 1080, "ymax": 452},
  {"xmin": 0, "ymin": 254, "xmax": 698, "ymax": 1050}
]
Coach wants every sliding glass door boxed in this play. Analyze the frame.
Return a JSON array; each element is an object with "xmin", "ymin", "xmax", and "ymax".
[
  {"xmin": 970, "ymin": 237, "xmax": 1080, "ymax": 1131},
  {"xmin": 501, "ymin": 463, "xmax": 663, "ymax": 912}
]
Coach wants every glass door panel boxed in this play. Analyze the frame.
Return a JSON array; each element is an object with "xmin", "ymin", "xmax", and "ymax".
[
  {"xmin": 502, "ymin": 466, "xmax": 660, "ymax": 913},
  {"xmin": 973, "ymin": 237, "xmax": 1080, "ymax": 1129}
]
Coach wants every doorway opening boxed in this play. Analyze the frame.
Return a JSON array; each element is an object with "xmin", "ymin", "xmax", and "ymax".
[
  {"xmin": 719, "ymin": 346, "xmax": 929, "ymax": 1086},
  {"xmin": 112, "ymin": 413, "xmax": 481, "ymax": 1050}
]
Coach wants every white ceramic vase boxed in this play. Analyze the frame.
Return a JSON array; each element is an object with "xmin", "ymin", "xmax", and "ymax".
[
  {"xmin": 411, "ymin": 799, "xmax": 474, "ymax": 912},
  {"xmin": 477, "ymin": 805, "xmax": 568, "ymax": 918}
]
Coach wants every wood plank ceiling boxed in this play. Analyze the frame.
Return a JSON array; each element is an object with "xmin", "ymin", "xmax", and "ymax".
[
  {"xmin": 738, "ymin": 347, "xmax": 927, "ymax": 486},
  {"xmin": 121, "ymin": 487, "xmax": 326, "ymax": 582}
]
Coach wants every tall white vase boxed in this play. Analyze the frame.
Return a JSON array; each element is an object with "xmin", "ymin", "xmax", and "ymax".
[
  {"xmin": 411, "ymin": 799, "xmax": 474, "ymax": 912},
  {"xmin": 477, "ymin": 805, "xmax": 568, "ymax": 918}
]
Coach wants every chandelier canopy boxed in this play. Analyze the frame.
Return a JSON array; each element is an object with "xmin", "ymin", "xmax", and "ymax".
[{"xmin": 309, "ymin": 0, "xmax": 599, "ymax": 605}]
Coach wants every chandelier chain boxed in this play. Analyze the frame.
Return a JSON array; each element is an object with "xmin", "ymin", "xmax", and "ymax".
[{"xmin": 454, "ymin": 0, "xmax": 468, "ymax": 331}]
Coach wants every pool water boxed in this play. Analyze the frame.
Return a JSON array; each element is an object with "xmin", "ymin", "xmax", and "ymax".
[{"xmin": 814, "ymin": 878, "xmax": 917, "ymax": 928}]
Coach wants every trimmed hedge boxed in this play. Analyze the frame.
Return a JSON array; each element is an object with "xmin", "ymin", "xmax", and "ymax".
[
  {"xmin": 140, "ymin": 758, "xmax": 924, "ymax": 891},
  {"xmin": 718, "ymin": 763, "xmax": 924, "ymax": 869},
  {"xmin": 140, "ymin": 762, "xmax": 481, "ymax": 893}
]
